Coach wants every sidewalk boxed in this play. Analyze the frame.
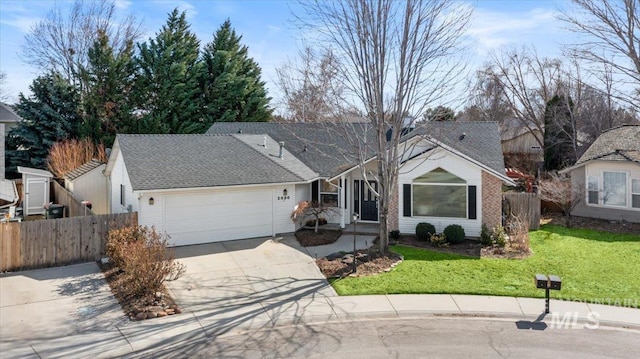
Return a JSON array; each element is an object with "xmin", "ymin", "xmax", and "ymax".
[{"xmin": 3, "ymin": 293, "xmax": 639, "ymax": 358}]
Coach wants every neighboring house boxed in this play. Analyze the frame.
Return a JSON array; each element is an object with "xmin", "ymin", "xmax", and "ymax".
[
  {"xmin": 64, "ymin": 159, "xmax": 108, "ymax": 214},
  {"xmin": 105, "ymin": 122, "xmax": 514, "ymax": 246},
  {"xmin": 0, "ymin": 102, "xmax": 21, "ymax": 178},
  {"xmin": 500, "ymin": 119, "xmax": 543, "ymax": 156},
  {"xmin": 560, "ymin": 125, "xmax": 640, "ymax": 223}
]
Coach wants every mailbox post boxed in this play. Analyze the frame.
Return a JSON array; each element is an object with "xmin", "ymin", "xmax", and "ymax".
[{"xmin": 535, "ymin": 274, "xmax": 562, "ymax": 313}]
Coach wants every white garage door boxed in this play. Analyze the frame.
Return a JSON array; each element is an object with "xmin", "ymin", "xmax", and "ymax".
[{"xmin": 164, "ymin": 189, "xmax": 273, "ymax": 246}]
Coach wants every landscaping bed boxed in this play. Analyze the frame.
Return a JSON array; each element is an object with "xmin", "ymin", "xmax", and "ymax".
[
  {"xmin": 295, "ymin": 228, "xmax": 342, "ymax": 247},
  {"xmin": 99, "ymin": 262, "xmax": 181, "ymax": 321},
  {"xmin": 316, "ymin": 250, "xmax": 403, "ymax": 278}
]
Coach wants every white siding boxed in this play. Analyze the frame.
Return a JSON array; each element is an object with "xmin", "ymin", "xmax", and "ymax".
[
  {"xmin": 109, "ymin": 150, "xmax": 138, "ymax": 214},
  {"xmin": 398, "ymin": 147, "xmax": 483, "ymax": 237},
  {"xmin": 137, "ymin": 184, "xmax": 297, "ymax": 246},
  {"xmin": 66, "ymin": 164, "xmax": 109, "ymax": 214},
  {"xmin": 274, "ymin": 185, "xmax": 296, "ymax": 234},
  {"xmin": 573, "ymin": 160, "xmax": 640, "ymax": 223}
]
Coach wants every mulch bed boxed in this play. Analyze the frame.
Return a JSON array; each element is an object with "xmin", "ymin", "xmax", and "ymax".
[
  {"xmin": 99, "ymin": 262, "xmax": 181, "ymax": 321},
  {"xmin": 316, "ymin": 250, "xmax": 403, "ymax": 278},
  {"xmin": 295, "ymin": 228, "xmax": 342, "ymax": 247}
]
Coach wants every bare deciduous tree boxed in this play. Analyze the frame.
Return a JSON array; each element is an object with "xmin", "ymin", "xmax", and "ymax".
[
  {"xmin": 560, "ymin": 0, "xmax": 640, "ymax": 109},
  {"xmin": 276, "ymin": 46, "xmax": 344, "ymax": 122},
  {"xmin": 21, "ymin": 0, "xmax": 142, "ymax": 87},
  {"xmin": 477, "ymin": 46, "xmax": 563, "ymax": 149},
  {"xmin": 538, "ymin": 172, "xmax": 583, "ymax": 227},
  {"xmin": 0, "ymin": 71, "xmax": 9, "ymax": 102},
  {"xmin": 297, "ymin": 0, "xmax": 472, "ymax": 253}
]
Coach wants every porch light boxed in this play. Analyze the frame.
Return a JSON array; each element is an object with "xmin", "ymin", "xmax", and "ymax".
[
  {"xmin": 283, "ymin": 189, "xmax": 288, "ymax": 197},
  {"xmin": 149, "ymin": 197, "xmax": 154, "ymax": 205}
]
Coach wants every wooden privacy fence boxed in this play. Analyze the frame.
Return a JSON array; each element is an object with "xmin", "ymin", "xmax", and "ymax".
[
  {"xmin": 51, "ymin": 181, "xmax": 94, "ymax": 217},
  {"xmin": 503, "ymin": 192, "xmax": 541, "ymax": 230},
  {"xmin": 0, "ymin": 212, "xmax": 137, "ymax": 272}
]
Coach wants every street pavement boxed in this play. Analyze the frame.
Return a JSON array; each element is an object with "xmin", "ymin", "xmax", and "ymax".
[{"xmin": 1, "ymin": 234, "xmax": 640, "ymax": 358}]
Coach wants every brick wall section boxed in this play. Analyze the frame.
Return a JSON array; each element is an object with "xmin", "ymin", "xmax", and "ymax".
[
  {"xmin": 482, "ymin": 170, "xmax": 502, "ymax": 230},
  {"xmin": 387, "ymin": 180, "xmax": 399, "ymax": 231}
]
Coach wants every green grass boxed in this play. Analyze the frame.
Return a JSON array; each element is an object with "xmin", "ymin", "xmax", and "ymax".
[{"xmin": 330, "ymin": 225, "xmax": 640, "ymax": 306}]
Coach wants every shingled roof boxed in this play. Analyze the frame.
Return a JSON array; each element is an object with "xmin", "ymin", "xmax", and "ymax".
[
  {"xmin": 0, "ymin": 103, "xmax": 21, "ymax": 124},
  {"xmin": 207, "ymin": 122, "xmax": 377, "ymax": 177},
  {"xmin": 115, "ymin": 134, "xmax": 318, "ymax": 191},
  {"xmin": 574, "ymin": 125, "xmax": 640, "ymax": 166},
  {"xmin": 208, "ymin": 121, "xmax": 507, "ymax": 179},
  {"xmin": 64, "ymin": 159, "xmax": 104, "ymax": 181}
]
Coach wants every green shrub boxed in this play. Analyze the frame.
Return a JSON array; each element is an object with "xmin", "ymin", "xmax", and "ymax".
[
  {"xmin": 429, "ymin": 233, "xmax": 448, "ymax": 247},
  {"xmin": 492, "ymin": 224, "xmax": 507, "ymax": 248},
  {"xmin": 443, "ymin": 224, "xmax": 465, "ymax": 244},
  {"xmin": 480, "ymin": 224, "xmax": 493, "ymax": 247},
  {"xmin": 389, "ymin": 230, "xmax": 400, "ymax": 240},
  {"xmin": 415, "ymin": 222, "xmax": 436, "ymax": 241}
]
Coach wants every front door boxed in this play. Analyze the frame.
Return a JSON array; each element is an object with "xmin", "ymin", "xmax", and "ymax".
[{"xmin": 354, "ymin": 180, "xmax": 378, "ymax": 221}]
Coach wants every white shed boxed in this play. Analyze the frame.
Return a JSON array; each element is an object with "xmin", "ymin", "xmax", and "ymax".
[
  {"xmin": 64, "ymin": 160, "xmax": 108, "ymax": 214},
  {"xmin": 17, "ymin": 166, "xmax": 54, "ymax": 216}
]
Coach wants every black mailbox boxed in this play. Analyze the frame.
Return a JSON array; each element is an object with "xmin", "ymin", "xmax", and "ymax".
[
  {"xmin": 548, "ymin": 275, "xmax": 562, "ymax": 290},
  {"xmin": 535, "ymin": 274, "xmax": 548, "ymax": 289}
]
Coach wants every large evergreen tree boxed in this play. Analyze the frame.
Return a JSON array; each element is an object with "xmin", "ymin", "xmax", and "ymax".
[
  {"xmin": 6, "ymin": 73, "xmax": 82, "ymax": 172},
  {"xmin": 79, "ymin": 29, "xmax": 136, "ymax": 145},
  {"xmin": 133, "ymin": 8, "xmax": 203, "ymax": 133},
  {"xmin": 543, "ymin": 94, "xmax": 575, "ymax": 171},
  {"xmin": 200, "ymin": 19, "xmax": 272, "ymax": 123}
]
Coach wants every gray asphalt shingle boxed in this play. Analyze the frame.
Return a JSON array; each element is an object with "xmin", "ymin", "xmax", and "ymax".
[
  {"xmin": 208, "ymin": 121, "xmax": 506, "ymax": 177},
  {"xmin": 116, "ymin": 134, "xmax": 317, "ymax": 191},
  {"xmin": 575, "ymin": 125, "xmax": 640, "ymax": 165}
]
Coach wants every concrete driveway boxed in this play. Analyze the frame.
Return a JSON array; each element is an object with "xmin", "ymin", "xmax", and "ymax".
[
  {"xmin": 0, "ymin": 263, "xmax": 128, "ymax": 356},
  {"xmin": 166, "ymin": 234, "xmax": 337, "ymax": 336}
]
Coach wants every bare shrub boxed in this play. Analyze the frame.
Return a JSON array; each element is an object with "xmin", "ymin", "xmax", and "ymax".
[
  {"xmin": 291, "ymin": 200, "xmax": 340, "ymax": 233},
  {"xmin": 106, "ymin": 225, "xmax": 185, "ymax": 298},
  {"xmin": 538, "ymin": 171, "xmax": 582, "ymax": 227},
  {"xmin": 47, "ymin": 138, "xmax": 108, "ymax": 177},
  {"xmin": 505, "ymin": 215, "xmax": 530, "ymax": 253}
]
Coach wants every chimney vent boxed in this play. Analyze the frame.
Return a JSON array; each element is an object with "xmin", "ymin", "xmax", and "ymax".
[
  {"xmin": 263, "ymin": 136, "xmax": 267, "ymax": 148},
  {"xmin": 279, "ymin": 141, "xmax": 285, "ymax": 159}
]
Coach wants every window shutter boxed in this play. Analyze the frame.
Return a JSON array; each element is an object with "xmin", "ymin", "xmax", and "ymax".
[
  {"xmin": 342, "ymin": 179, "xmax": 347, "ymax": 208},
  {"xmin": 312, "ymin": 180, "xmax": 319, "ymax": 202},
  {"xmin": 468, "ymin": 186, "xmax": 477, "ymax": 219},
  {"xmin": 403, "ymin": 184, "xmax": 412, "ymax": 217}
]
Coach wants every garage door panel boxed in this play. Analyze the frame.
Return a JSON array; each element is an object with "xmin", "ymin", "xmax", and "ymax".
[{"xmin": 164, "ymin": 189, "xmax": 274, "ymax": 246}]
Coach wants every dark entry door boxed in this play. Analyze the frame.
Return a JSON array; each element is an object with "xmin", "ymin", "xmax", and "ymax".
[{"xmin": 354, "ymin": 180, "xmax": 378, "ymax": 221}]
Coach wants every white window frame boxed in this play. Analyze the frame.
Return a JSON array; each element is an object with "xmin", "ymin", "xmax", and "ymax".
[
  {"xmin": 632, "ymin": 178, "xmax": 640, "ymax": 209},
  {"xmin": 586, "ymin": 170, "xmax": 640, "ymax": 211},
  {"xmin": 587, "ymin": 176, "xmax": 599, "ymax": 205},
  {"xmin": 411, "ymin": 168, "xmax": 468, "ymax": 219},
  {"xmin": 319, "ymin": 179, "xmax": 340, "ymax": 208},
  {"xmin": 602, "ymin": 171, "xmax": 627, "ymax": 207}
]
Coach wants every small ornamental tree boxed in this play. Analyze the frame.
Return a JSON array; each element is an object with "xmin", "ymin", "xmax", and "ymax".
[
  {"xmin": 538, "ymin": 171, "xmax": 583, "ymax": 227},
  {"xmin": 291, "ymin": 200, "xmax": 339, "ymax": 233}
]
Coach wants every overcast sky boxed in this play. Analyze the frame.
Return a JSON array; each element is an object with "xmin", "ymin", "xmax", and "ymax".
[{"xmin": 0, "ymin": 0, "xmax": 575, "ymax": 108}]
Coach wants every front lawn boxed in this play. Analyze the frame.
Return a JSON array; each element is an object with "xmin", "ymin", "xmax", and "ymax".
[{"xmin": 330, "ymin": 225, "xmax": 640, "ymax": 306}]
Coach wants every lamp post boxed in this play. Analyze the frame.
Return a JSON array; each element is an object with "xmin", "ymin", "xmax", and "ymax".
[{"xmin": 352, "ymin": 212, "xmax": 359, "ymax": 273}]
